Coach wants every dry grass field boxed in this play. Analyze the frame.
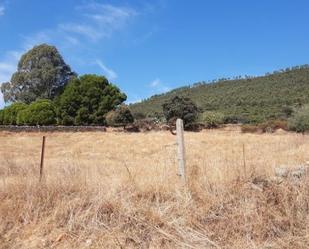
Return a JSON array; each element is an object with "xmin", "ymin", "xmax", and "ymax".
[{"xmin": 0, "ymin": 129, "xmax": 309, "ymax": 249}]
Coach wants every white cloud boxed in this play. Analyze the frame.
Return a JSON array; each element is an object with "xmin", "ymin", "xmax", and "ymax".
[
  {"xmin": 0, "ymin": 6, "xmax": 5, "ymax": 16},
  {"xmin": 149, "ymin": 78, "xmax": 160, "ymax": 87},
  {"xmin": 59, "ymin": 23, "xmax": 105, "ymax": 42},
  {"xmin": 96, "ymin": 59, "xmax": 117, "ymax": 80},
  {"xmin": 85, "ymin": 4, "xmax": 137, "ymax": 27},
  {"xmin": 149, "ymin": 78, "xmax": 170, "ymax": 93},
  {"xmin": 60, "ymin": 3, "xmax": 137, "ymax": 42}
]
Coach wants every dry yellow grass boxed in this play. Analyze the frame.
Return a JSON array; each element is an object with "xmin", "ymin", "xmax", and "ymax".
[{"xmin": 0, "ymin": 130, "xmax": 309, "ymax": 248}]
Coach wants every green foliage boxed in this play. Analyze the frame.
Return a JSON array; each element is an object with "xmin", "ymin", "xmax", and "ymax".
[
  {"xmin": 200, "ymin": 111, "xmax": 225, "ymax": 128},
  {"xmin": 0, "ymin": 110, "xmax": 3, "ymax": 125},
  {"xmin": 57, "ymin": 74, "xmax": 127, "ymax": 125},
  {"xmin": 130, "ymin": 66, "xmax": 309, "ymax": 124},
  {"xmin": 162, "ymin": 96, "xmax": 198, "ymax": 127},
  {"xmin": 1, "ymin": 103, "xmax": 28, "ymax": 125},
  {"xmin": 105, "ymin": 105, "xmax": 134, "ymax": 127},
  {"xmin": 1, "ymin": 44, "xmax": 75, "ymax": 104},
  {"xmin": 280, "ymin": 106, "xmax": 294, "ymax": 119},
  {"xmin": 132, "ymin": 112, "xmax": 146, "ymax": 120},
  {"xmin": 288, "ymin": 105, "xmax": 309, "ymax": 133},
  {"xmin": 17, "ymin": 99, "xmax": 57, "ymax": 125}
]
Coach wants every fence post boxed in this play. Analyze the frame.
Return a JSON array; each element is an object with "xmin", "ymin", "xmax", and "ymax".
[
  {"xmin": 39, "ymin": 136, "xmax": 46, "ymax": 182},
  {"xmin": 176, "ymin": 119, "xmax": 186, "ymax": 181}
]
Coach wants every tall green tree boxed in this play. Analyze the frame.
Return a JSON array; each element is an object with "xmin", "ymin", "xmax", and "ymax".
[
  {"xmin": 1, "ymin": 44, "xmax": 76, "ymax": 104},
  {"xmin": 57, "ymin": 74, "xmax": 127, "ymax": 125}
]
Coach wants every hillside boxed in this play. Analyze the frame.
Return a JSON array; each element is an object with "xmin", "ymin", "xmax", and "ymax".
[{"xmin": 130, "ymin": 65, "xmax": 309, "ymax": 123}]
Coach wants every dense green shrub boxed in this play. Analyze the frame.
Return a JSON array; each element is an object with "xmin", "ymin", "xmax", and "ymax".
[
  {"xmin": 162, "ymin": 96, "xmax": 198, "ymax": 128},
  {"xmin": 105, "ymin": 105, "xmax": 134, "ymax": 128},
  {"xmin": 200, "ymin": 111, "xmax": 225, "ymax": 128},
  {"xmin": 17, "ymin": 99, "xmax": 56, "ymax": 125},
  {"xmin": 1, "ymin": 103, "xmax": 28, "ymax": 125},
  {"xmin": 0, "ymin": 109, "xmax": 3, "ymax": 125},
  {"xmin": 57, "ymin": 74, "xmax": 126, "ymax": 125},
  {"xmin": 288, "ymin": 105, "xmax": 309, "ymax": 133}
]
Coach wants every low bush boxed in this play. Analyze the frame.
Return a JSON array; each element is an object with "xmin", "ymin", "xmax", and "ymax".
[
  {"xmin": 134, "ymin": 118, "xmax": 160, "ymax": 131},
  {"xmin": 200, "ymin": 111, "xmax": 225, "ymax": 128},
  {"xmin": 259, "ymin": 119, "xmax": 288, "ymax": 133},
  {"xmin": 288, "ymin": 105, "xmax": 309, "ymax": 133},
  {"xmin": 241, "ymin": 124, "xmax": 260, "ymax": 133}
]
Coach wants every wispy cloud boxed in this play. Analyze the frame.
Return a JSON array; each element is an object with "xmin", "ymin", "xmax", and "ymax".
[
  {"xmin": 59, "ymin": 23, "xmax": 105, "ymax": 42},
  {"xmin": 96, "ymin": 59, "xmax": 117, "ymax": 80},
  {"xmin": 0, "ymin": 6, "xmax": 4, "ymax": 16},
  {"xmin": 150, "ymin": 78, "xmax": 160, "ymax": 87},
  {"xmin": 149, "ymin": 78, "xmax": 170, "ymax": 93},
  {"xmin": 60, "ymin": 3, "xmax": 137, "ymax": 42}
]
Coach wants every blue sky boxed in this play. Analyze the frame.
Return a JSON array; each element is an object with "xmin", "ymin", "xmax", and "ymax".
[{"xmin": 0, "ymin": 0, "xmax": 309, "ymax": 108}]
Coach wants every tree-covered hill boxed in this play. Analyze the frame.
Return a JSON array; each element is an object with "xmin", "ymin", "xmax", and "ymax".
[{"xmin": 130, "ymin": 65, "xmax": 309, "ymax": 123}]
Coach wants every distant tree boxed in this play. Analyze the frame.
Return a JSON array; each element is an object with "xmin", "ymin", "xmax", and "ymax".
[
  {"xmin": 1, "ymin": 44, "xmax": 76, "ymax": 104},
  {"xmin": 105, "ymin": 105, "xmax": 134, "ymax": 128},
  {"xmin": 17, "ymin": 99, "xmax": 56, "ymax": 125},
  {"xmin": 162, "ymin": 96, "xmax": 198, "ymax": 128},
  {"xmin": 1, "ymin": 103, "xmax": 28, "ymax": 125},
  {"xmin": 57, "ymin": 74, "xmax": 127, "ymax": 125}
]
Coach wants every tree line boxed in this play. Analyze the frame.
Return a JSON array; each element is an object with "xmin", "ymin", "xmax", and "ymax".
[{"xmin": 1, "ymin": 43, "xmax": 309, "ymax": 132}]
